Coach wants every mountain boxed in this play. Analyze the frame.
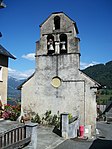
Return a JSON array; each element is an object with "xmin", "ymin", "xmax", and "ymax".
[
  {"xmin": 8, "ymin": 77, "xmax": 25, "ymax": 100},
  {"xmin": 82, "ymin": 61, "xmax": 112, "ymax": 89}
]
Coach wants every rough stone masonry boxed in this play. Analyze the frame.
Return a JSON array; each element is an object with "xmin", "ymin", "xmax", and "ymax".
[{"xmin": 19, "ymin": 12, "xmax": 101, "ymax": 136}]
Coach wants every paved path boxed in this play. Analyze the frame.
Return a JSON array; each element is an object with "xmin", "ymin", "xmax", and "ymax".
[
  {"xmin": 0, "ymin": 120, "xmax": 64, "ymax": 149},
  {"xmin": 55, "ymin": 122, "xmax": 112, "ymax": 149},
  {"xmin": 25, "ymin": 125, "xmax": 64, "ymax": 149},
  {"xmin": 55, "ymin": 139, "xmax": 92, "ymax": 149},
  {"xmin": 1, "ymin": 120, "xmax": 112, "ymax": 149},
  {"xmin": 96, "ymin": 121, "xmax": 112, "ymax": 139}
]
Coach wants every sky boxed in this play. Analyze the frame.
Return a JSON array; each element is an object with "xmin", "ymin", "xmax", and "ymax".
[{"xmin": 0, "ymin": 0, "xmax": 112, "ymax": 80}]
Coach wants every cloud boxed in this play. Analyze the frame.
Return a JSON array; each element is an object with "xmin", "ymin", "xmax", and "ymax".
[
  {"xmin": 22, "ymin": 53, "xmax": 35, "ymax": 61},
  {"xmin": 80, "ymin": 61, "xmax": 99, "ymax": 69},
  {"xmin": 8, "ymin": 68, "xmax": 35, "ymax": 80}
]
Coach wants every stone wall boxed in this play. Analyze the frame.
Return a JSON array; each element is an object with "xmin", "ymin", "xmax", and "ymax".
[
  {"xmin": 37, "ymin": 13, "xmax": 79, "ymax": 56},
  {"xmin": 21, "ymin": 55, "xmax": 97, "ymax": 134},
  {"xmin": 21, "ymin": 75, "xmax": 35, "ymax": 116},
  {"xmin": 80, "ymin": 71, "xmax": 97, "ymax": 134},
  {"xmin": 34, "ymin": 54, "xmax": 81, "ymax": 115},
  {"xmin": 20, "ymin": 12, "xmax": 99, "ymax": 136}
]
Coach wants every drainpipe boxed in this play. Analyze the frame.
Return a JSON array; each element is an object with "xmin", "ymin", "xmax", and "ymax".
[{"xmin": 84, "ymin": 81, "xmax": 86, "ymax": 127}]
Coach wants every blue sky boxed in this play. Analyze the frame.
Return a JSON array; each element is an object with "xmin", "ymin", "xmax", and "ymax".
[{"xmin": 0, "ymin": 0, "xmax": 112, "ymax": 79}]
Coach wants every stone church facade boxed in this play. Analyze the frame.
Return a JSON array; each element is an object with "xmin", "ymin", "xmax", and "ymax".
[{"xmin": 19, "ymin": 12, "xmax": 101, "ymax": 134}]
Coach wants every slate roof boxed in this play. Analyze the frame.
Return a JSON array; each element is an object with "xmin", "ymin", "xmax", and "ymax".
[{"xmin": 0, "ymin": 44, "xmax": 16, "ymax": 59}]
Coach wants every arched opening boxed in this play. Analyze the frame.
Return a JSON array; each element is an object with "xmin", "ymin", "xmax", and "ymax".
[
  {"xmin": 47, "ymin": 34, "xmax": 55, "ymax": 54},
  {"xmin": 54, "ymin": 16, "xmax": 60, "ymax": 30},
  {"xmin": 60, "ymin": 34, "xmax": 67, "ymax": 54}
]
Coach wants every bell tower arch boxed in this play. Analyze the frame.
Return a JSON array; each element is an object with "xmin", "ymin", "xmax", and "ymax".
[
  {"xmin": 47, "ymin": 34, "xmax": 55, "ymax": 54},
  {"xmin": 37, "ymin": 12, "xmax": 80, "ymax": 56},
  {"xmin": 54, "ymin": 16, "xmax": 60, "ymax": 30},
  {"xmin": 60, "ymin": 34, "xmax": 67, "ymax": 54}
]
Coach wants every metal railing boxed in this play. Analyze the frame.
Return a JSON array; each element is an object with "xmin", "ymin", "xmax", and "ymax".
[{"xmin": 0, "ymin": 125, "xmax": 31, "ymax": 149}]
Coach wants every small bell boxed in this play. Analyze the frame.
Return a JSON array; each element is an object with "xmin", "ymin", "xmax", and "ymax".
[
  {"xmin": 48, "ymin": 39, "xmax": 54, "ymax": 51},
  {"xmin": 49, "ymin": 44, "xmax": 54, "ymax": 51},
  {"xmin": 61, "ymin": 42, "xmax": 66, "ymax": 50}
]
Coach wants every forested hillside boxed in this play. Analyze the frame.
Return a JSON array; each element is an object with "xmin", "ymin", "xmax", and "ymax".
[
  {"xmin": 8, "ymin": 77, "xmax": 25, "ymax": 100},
  {"xmin": 83, "ymin": 61, "xmax": 112, "ymax": 89}
]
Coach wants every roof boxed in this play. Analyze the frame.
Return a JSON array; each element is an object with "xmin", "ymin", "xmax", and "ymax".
[
  {"xmin": 39, "ymin": 12, "xmax": 79, "ymax": 34},
  {"xmin": 0, "ymin": 44, "xmax": 16, "ymax": 59},
  {"xmin": 17, "ymin": 72, "xmax": 35, "ymax": 90},
  {"xmin": 103, "ymin": 101, "xmax": 112, "ymax": 114},
  {"xmin": 79, "ymin": 70, "xmax": 102, "ymax": 88}
]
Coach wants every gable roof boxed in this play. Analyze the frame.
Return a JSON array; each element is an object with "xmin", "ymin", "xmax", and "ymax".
[
  {"xmin": 39, "ymin": 12, "xmax": 79, "ymax": 34},
  {"xmin": 17, "ymin": 72, "xmax": 35, "ymax": 90},
  {"xmin": 103, "ymin": 101, "xmax": 112, "ymax": 114},
  {"xmin": 79, "ymin": 70, "xmax": 102, "ymax": 88},
  {"xmin": 0, "ymin": 44, "xmax": 16, "ymax": 59}
]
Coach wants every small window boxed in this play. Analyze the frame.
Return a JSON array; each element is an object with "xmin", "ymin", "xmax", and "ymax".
[
  {"xmin": 0, "ymin": 67, "xmax": 3, "ymax": 81},
  {"xmin": 51, "ymin": 77, "xmax": 61, "ymax": 88},
  {"xmin": 54, "ymin": 16, "xmax": 60, "ymax": 30}
]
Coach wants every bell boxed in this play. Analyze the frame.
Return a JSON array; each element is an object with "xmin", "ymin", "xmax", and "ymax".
[
  {"xmin": 49, "ymin": 44, "xmax": 54, "ymax": 51},
  {"xmin": 61, "ymin": 42, "xmax": 66, "ymax": 50}
]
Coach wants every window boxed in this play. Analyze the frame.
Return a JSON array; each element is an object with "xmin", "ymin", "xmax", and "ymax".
[
  {"xmin": 0, "ymin": 66, "xmax": 2, "ymax": 81},
  {"xmin": 47, "ymin": 34, "xmax": 55, "ymax": 54},
  {"xmin": 54, "ymin": 16, "xmax": 60, "ymax": 30},
  {"xmin": 60, "ymin": 34, "xmax": 67, "ymax": 54},
  {"xmin": 51, "ymin": 77, "xmax": 61, "ymax": 88}
]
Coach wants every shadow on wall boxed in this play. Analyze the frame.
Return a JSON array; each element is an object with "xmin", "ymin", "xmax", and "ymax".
[{"xmin": 89, "ymin": 139, "xmax": 112, "ymax": 149}]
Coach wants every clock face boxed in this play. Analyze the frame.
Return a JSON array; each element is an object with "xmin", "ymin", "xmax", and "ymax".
[{"xmin": 51, "ymin": 77, "xmax": 61, "ymax": 88}]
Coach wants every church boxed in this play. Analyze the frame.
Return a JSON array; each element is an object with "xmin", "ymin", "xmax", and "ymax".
[{"xmin": 18, "ymin": 12, "xmax": 101, "ymax": 135}]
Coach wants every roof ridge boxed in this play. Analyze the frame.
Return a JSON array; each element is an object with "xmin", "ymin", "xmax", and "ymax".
[{"xmin": 0, "ymin": 44, "xmax": 16, "ymax": 59}]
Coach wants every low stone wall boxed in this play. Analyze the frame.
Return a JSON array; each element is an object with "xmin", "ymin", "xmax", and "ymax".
[
  {"xmin": 25, "ymin": 121, "xmax": 38, "ymax": 149},
  {"xmin": 61, "ymin": 113, "xmax": 79, "ymax": 139},
  {"xmin": 68, "ymin": 119, "xmax": 79, "ymax": 138}
]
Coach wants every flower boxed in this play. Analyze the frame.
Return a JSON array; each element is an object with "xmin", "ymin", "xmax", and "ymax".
[
  {"xmin": 2, "ymin": 111, "xmax": 10, "ymax": 119},
  {"xmin": 2, "ymin": 104, "xmax": 21, "ymax": 121}
]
